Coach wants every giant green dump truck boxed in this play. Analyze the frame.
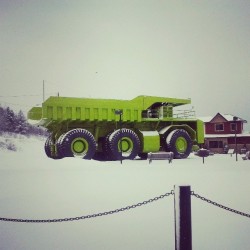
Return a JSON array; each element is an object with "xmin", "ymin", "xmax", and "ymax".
[{"xmin": 28, "ymin": 95, "xmax": 204, "ymax": 160}]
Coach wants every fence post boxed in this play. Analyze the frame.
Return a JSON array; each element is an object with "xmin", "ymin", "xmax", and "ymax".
[{"xmin": 174, "ymin": 185, "xmax": 192, "ymax": 250}]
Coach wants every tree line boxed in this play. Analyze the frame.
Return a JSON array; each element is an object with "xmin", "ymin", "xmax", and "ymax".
[{"xmin": 0, "ymin": 105, "xmax": 48, "ymax": 136}]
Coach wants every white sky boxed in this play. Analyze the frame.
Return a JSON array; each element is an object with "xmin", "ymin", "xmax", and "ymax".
[{"xmin": 0, "ymin": 0, "xmax": 250, "ymax": 128}]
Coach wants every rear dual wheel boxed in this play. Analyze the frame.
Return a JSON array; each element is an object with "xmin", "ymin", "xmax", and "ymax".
[
  {"xmin": 92, "ymin": 133, "xmax": 113, "ymax": 161},
  {"xmin": 44, "ymin": 128, "xmax": 140, "ymax": 161},
  {"xmin": 44, "ymin": 135, "xmax": 53, "ymax": 158},
  {"xmin": 44, "ymin": 135, "xmax": 62, "ymax": 159},
  {"xmin": 108, "ymin": 128, "xmax": 140, "ymax": 160},
  {"xmin": 93, "ymin": 129, "xmax": 140, "ymax": 161},
  {"xmin": 44, "ymin": 129, "xmax": 97, "ymax": 160},
  {"xmin": 59, "ymin": 129, "xmax": 97, "ymax": 159}
]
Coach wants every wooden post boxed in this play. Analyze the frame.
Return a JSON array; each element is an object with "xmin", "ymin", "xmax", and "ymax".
[{"xmin": 174, "ymin": 185, "xmax": 192, "ymax": 250}]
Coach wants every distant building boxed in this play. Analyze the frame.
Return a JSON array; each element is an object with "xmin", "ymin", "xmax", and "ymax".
[{"xmin": 199, "ymin": 113, "xmax": 250, "ymax": 154}]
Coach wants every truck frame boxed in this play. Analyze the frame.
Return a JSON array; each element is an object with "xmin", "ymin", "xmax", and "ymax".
[{"xmin": 28, "ymin": 95, "xmax": 204, "ymax": 160}]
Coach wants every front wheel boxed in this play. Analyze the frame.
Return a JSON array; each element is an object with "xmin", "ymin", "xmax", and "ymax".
[
  {"xmin": 166, "ymin": 129, "xmax": 192, "ymax": 159},
  {"xmin": 59, "ymin": 129, "xmax": 97, "ymax": 159}
]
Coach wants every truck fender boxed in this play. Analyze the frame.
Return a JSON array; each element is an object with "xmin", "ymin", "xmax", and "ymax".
[{"xmin": 159, "ymin": 125, "xmax": 196, "ymax": 141}]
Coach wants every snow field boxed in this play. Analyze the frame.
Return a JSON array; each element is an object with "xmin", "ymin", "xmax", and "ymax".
[{"xmin": 0, "ymin": 136, "xmax": 250, "ymax": 250}]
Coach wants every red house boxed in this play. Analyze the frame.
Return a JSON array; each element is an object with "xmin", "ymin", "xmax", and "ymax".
[{"xmin": 200, "ymin": 113, "xmax": 250, "ymax": 154}]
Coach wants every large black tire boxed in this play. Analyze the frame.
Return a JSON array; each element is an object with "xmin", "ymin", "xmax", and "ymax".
[
  {"xmin": 59, "ymin": 129, "xmax": 97, "ymax": 159},
  {"xmin": 138, "ymin": 153, "xmax": 148, "ymax": 160},
  {"xmin": 44, "ymin": 135, "xmax": 62, "ymax": 159},
  {"xmin": 109, "ymin": 128, "xmax": 140, "ymax": 160},
  {"xmin": 93, "ymin": 132, "xmax": 116, "ymax": 161},
  {"xmin": 166, "ymin": 129, "xmax": 192, "ymax": 159},
  {"xmin": 92, "ymin": 135, "xmax": 111, "ymax": 161},
  {"xmin": 56, "ymin": 133, "xmax": 66, "ymax": 159},
  {"xmin": 103, "ymin": 132, "xmax": 116, "ymax": 161},
  {"xmin": 44, "ymin": 135, "xmax": 53, "ymax": 158}
]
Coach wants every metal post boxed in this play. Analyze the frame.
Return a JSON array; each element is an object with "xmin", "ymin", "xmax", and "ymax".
[
  {"xmin": 119, "ymin": 112, "xmax": 122, "ymax": 165},
  {"xmin": 233, "ymin": 116, "xmax": 238, "ymax": 161},
  {"xmin": 235, "ymin": 132, "xmax": 238, "ymax": 161},
  {"xmin": 174, "ymin": 185, "xmax": 192, "ymax": 250},
  {"xmin": 115, "ymin": 110, "xmax": 123, "ymax": 164}
]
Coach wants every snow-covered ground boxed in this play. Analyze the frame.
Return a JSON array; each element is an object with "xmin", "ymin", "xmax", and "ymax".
[{"xmin": 1, "ymin": 135, "xmax": 250, "ymax": 250}]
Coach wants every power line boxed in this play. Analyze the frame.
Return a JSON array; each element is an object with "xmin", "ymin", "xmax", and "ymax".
[
  {"xmin": 0, "ymin": 94, "xmax": 40, "ymax": 97},
  {"xmin": 0, "ymin": 101, "xmax": 41, "ymax": 107},
  {"xmin": 0, "ymin": 92, "xmax": 56, "ymax": 98}
]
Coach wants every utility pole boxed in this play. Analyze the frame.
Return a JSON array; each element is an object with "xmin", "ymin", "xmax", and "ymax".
[
  {"xmin": 43, "ymin": 80, "xmax": 45, "ymax": 101},
  {"xmin": 233, "ymin": 116, "xmax": 238, "ymax": 161}
]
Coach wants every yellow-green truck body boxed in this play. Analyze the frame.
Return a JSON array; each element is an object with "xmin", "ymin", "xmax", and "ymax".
[{"xmin": 28, "ymin": 95, "xmax": 204, "ymax": 160}]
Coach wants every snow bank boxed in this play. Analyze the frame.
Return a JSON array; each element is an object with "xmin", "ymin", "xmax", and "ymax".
[{"xmin": 0, "ymin": 135, "xmax": 250, "ymax": 250}]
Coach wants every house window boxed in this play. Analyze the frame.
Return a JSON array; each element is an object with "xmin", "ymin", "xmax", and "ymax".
[
  {"xmin": 209, "ymin": 141, "xmax": 223, "ymax": 148},
  {"xmin": 231, "ymin": 123, "xmax": 237, "ymax": 132},
  {"xmin": 215, "ymin": 123, "xmax": 224, "ymax": 131}
]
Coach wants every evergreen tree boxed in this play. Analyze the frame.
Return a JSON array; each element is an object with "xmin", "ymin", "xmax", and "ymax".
[
  {"xmin": 5, "ymin": 107, "xmax": 15, "ymax": 132},
  {"xmin": 0, "ymin": 106, "xmax": 6, "ymax": 133},
  {"xmin": 0, "ymin": 105, "xmax": 48, "ymax": 137},
  {"xmin": 15, "ymin": 110, "xmax": 27, "ymax": 134}
]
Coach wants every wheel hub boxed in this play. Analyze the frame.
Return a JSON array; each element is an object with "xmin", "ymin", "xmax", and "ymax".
[
  {"xmin": 175, "ymin": 136, "xmax": 187, "ymax": 153},
  {"xmin": 118, "ymin": 137, "xmax": 133, "ymax": 153},
  {"xmin": 71, "ymin": 138, "xmax": 88, "ymax": 155}
]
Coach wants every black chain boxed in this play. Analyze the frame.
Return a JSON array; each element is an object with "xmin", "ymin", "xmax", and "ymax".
[
  {"xmin": 191, "ymin": 192, "xmax": 250, "ymax": 218},
  {"xmin": 0, "ymin": 191, "xmax": 174, "ymax": 223}
]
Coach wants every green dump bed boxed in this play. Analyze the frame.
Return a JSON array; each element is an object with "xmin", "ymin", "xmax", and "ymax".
[{"xmin": 28, "ymin": 95, "xmax": 191, "ymax": 127}]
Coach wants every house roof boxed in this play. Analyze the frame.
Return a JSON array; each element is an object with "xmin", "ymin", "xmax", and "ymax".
[{"xmin": 199, "ymin": 113, "xmax": 247, "ymax": 123}]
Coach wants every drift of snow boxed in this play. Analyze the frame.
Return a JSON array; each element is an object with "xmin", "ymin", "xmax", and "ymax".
[{"xmin": 0, "ymin": 135, "xmax": 250, "ymax": 250}]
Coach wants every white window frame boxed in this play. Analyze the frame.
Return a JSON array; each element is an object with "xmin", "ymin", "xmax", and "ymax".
[
  {"xmin": 230, "ymin": 123, "xmax": 237, "ymax": 132},
  {"xmin": 215, "ymin": 123, "xmax": 224, "ymax": 132}
]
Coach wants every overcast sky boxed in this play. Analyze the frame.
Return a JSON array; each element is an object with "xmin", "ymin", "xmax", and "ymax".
[{"xmin": 0, "ymin": 0, "xmax": 249, "ymax": 128}]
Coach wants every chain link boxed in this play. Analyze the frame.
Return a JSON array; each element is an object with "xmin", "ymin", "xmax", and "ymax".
[
  {"xmin": 0, "ymin": 191, "xmax": 174, "ymax": 223},
  {"xmin": 191, "ymin": 192, "xmax": 250, "ymax": 218},
  {"xmin": 3, "ymin": 190, "xmax": 249, "ymax": 223}
]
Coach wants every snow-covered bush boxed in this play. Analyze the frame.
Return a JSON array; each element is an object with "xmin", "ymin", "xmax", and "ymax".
[{"xmin": 0, "ymin": 137, "xmax": 17, "ymax": 151}]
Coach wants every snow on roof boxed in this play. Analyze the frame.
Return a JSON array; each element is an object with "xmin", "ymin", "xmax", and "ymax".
[
  {"xmin": 199, "ymin": 113, "xmax": 247, "ymax": 123},
  {"xmin": 222, "ymin": 114, "xmax": 244, "ymax": 121}
]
